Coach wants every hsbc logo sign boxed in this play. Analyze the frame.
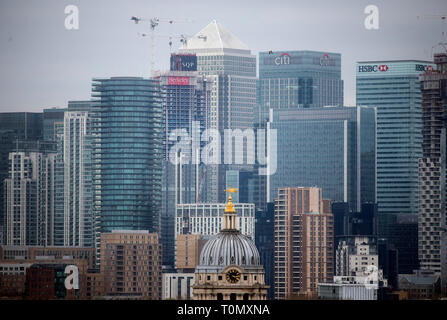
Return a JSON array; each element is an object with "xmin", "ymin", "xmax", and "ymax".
[
  {"xmin": 416, "ymin": 64, "xmax": 434, "ymax": 72},
  {"xmin": 358, "ymin": 65, "xmax": 389, "ymax": 73}
]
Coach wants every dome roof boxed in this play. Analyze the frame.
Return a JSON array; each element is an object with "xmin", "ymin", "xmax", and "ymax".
[{"xmin": 196, "ymin": 230, "xmax": 262, "ymax": 273}]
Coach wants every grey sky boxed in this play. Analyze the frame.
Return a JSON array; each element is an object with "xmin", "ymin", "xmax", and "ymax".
[{"xmin": 0, "ymin": 0, "xmax": 446, "ymax": 112}]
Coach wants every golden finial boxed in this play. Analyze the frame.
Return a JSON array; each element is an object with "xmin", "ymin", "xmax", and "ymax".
[{"xmin": 224, "ymin": 186, "xmax": 238, "ymax": 213}]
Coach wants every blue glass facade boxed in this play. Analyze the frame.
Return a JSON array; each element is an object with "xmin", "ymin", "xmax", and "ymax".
[
  {"xmin": 268, "ymin": 106, "xmax": 376, "ymax": 211},
  {"xmin": 356, "ymin": 60, "xmax": 435, "ymax": 217},
  {"xmin": 258, "ymin": 50, "xmax": 344, "ymax": 124},
  {"xmin": 43, "ymin": 108, "xmax": 67, "ymax": 141},
  {"xmin": 91, "ymin": 77, "xmax": 162, "ymax": 241}
]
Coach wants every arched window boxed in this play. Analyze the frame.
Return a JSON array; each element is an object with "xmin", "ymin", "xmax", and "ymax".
[
  {"xmin": 230, "ymin": 293, "xmax": 237, "ymax": 300},
  {"xmin": 243, "ymin": 293, "xmax": 249, "ymax": 301},
  {"xmin": 217, "ymin": 293, "xmax": 223, "ymax": 300}
]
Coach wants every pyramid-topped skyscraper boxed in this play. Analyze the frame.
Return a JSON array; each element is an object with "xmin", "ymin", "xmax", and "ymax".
[
  {"xmin": 179, "ymin": 20, "xmax": 257, "ymax": 203},
  {"xmin": 180, "ymin": 20, "xmax": 250, "ymax": 53}
]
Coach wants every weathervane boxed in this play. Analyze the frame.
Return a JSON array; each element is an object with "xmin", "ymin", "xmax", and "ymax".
[
  {"xmin": 224, "ymin": 185, "xmax": 238, "ymax": 198},
  {"xmin": 224, "ymin": 186, "xmax": 238, "ymax": 213}
]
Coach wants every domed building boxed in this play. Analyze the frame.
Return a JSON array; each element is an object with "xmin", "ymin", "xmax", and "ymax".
[{"xmin": 192, "ymin": 188, "xmax": 268, "ymax": 300}]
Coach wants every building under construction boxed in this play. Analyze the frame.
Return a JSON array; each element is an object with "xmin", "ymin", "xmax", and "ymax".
[
  {"xmin": 418, "ymin": 52, "xmax": 447, "ymax": 295},
  {"xmin": 159, "ymin": 56, "xmax": 214, "ymax": 268}
]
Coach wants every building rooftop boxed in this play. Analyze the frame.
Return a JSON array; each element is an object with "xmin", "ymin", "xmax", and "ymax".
[
  {"xmin": 181, "ymin": 20, "xmax": 249, "ymax": 52},
  {"xmin": 398, "ymin": 274, "xmax": 440, "ymax": 285},
  {"xmin": 110, "ymin": 230, "xmax": 150, "ymax": 234},
  {"xmin": 357, "ymin": 60, "xmax": 433, "ymax": 64}
]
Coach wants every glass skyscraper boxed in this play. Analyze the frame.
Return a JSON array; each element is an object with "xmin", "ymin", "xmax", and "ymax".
[
  {"xmin": 258, "ymin": 50, "xmax": 343, "ymax": 124},
  {"xmin": 179, "ymin": 20, "xmax": 256, "ymax": 132},
  {"xmin": 91, "ymin": 77, "xmax": 162, "ymax": 256},
  {"xmin": 356, "ymin": 60, "xmax": 435, "ymax": 218},
  {"xmin": 43, "ymin": 108, "xmax": 67, "ymax": 141},
  {"xmin": 179, "ymin": 20, "xmax": 257, "ymax": 202},
  {"xmin": 268, "ymin": 106, "xmax": 376, "ymax": 212}
]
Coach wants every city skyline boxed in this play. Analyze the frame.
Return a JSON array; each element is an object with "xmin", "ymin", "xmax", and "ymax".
[
  {"xmin": 2, "ymin": 0, "xmax": 447, "ymax": 303},
  {"xmin": 1, "ymin": 0, "xmax": 446, "ymax": 112}
]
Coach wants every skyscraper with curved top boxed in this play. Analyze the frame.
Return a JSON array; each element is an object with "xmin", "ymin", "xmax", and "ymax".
[{"xmin": 91, "ymin": 77, "xmax": 162, "ymax": 258}]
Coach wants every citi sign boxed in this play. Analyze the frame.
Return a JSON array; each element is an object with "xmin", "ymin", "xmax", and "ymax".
[
  {"xmin": 275, "ymin": 53, "xmax": 290, "ymax": 65},
  {"xmin": 358, "ymin": 65, "xmax": 389, "ymax": 72}
]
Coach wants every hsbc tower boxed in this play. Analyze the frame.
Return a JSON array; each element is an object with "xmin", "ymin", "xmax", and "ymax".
[{"xmin": 356, "ymin": 60, "xmax": 435, "ymax": 239}]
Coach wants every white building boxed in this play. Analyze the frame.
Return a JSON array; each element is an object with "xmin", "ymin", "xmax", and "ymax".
[
  {"xmin": 63, "ymin": 111, "xmax": 93, "ymax": 247},
  {"xmin": 162, "ymin": 272, "xmax": 195, "ymax": 300},
  {"xmin": 318, "ymin": 273, "xmax": 387, "ymax": 300},
  {"xmin": 5, "ymin": 144, "xmax": 56, "ymax": 246},
  {"xmin": 175, "ymin": 203, "xmax": 255, "ymax": 239},
  {"xmin": 318, "ymin": 282, "xmax": 377, "ymax": 300},
  {"xmin": 336, "ymin": 236, "xmax": 379, "ymax": 277}
]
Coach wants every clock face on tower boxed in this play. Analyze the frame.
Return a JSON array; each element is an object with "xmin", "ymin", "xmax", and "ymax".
[{"xmin": 225, "ymin": 269, "xmax": 241, "ymax": 283}]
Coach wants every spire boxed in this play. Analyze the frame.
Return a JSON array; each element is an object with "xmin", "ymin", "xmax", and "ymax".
[
  {"xmin": 223, "ymin": 186, "xmax": 238, "ymax": 230},
  {"xmin": 224, "ymin": 186, "xmax": 238, "ymax": 213}
]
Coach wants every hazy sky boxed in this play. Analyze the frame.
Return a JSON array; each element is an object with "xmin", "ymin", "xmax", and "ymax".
[{"xmin": 1, "ymin": 0, "xmax": 446, "ymax": 112}]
